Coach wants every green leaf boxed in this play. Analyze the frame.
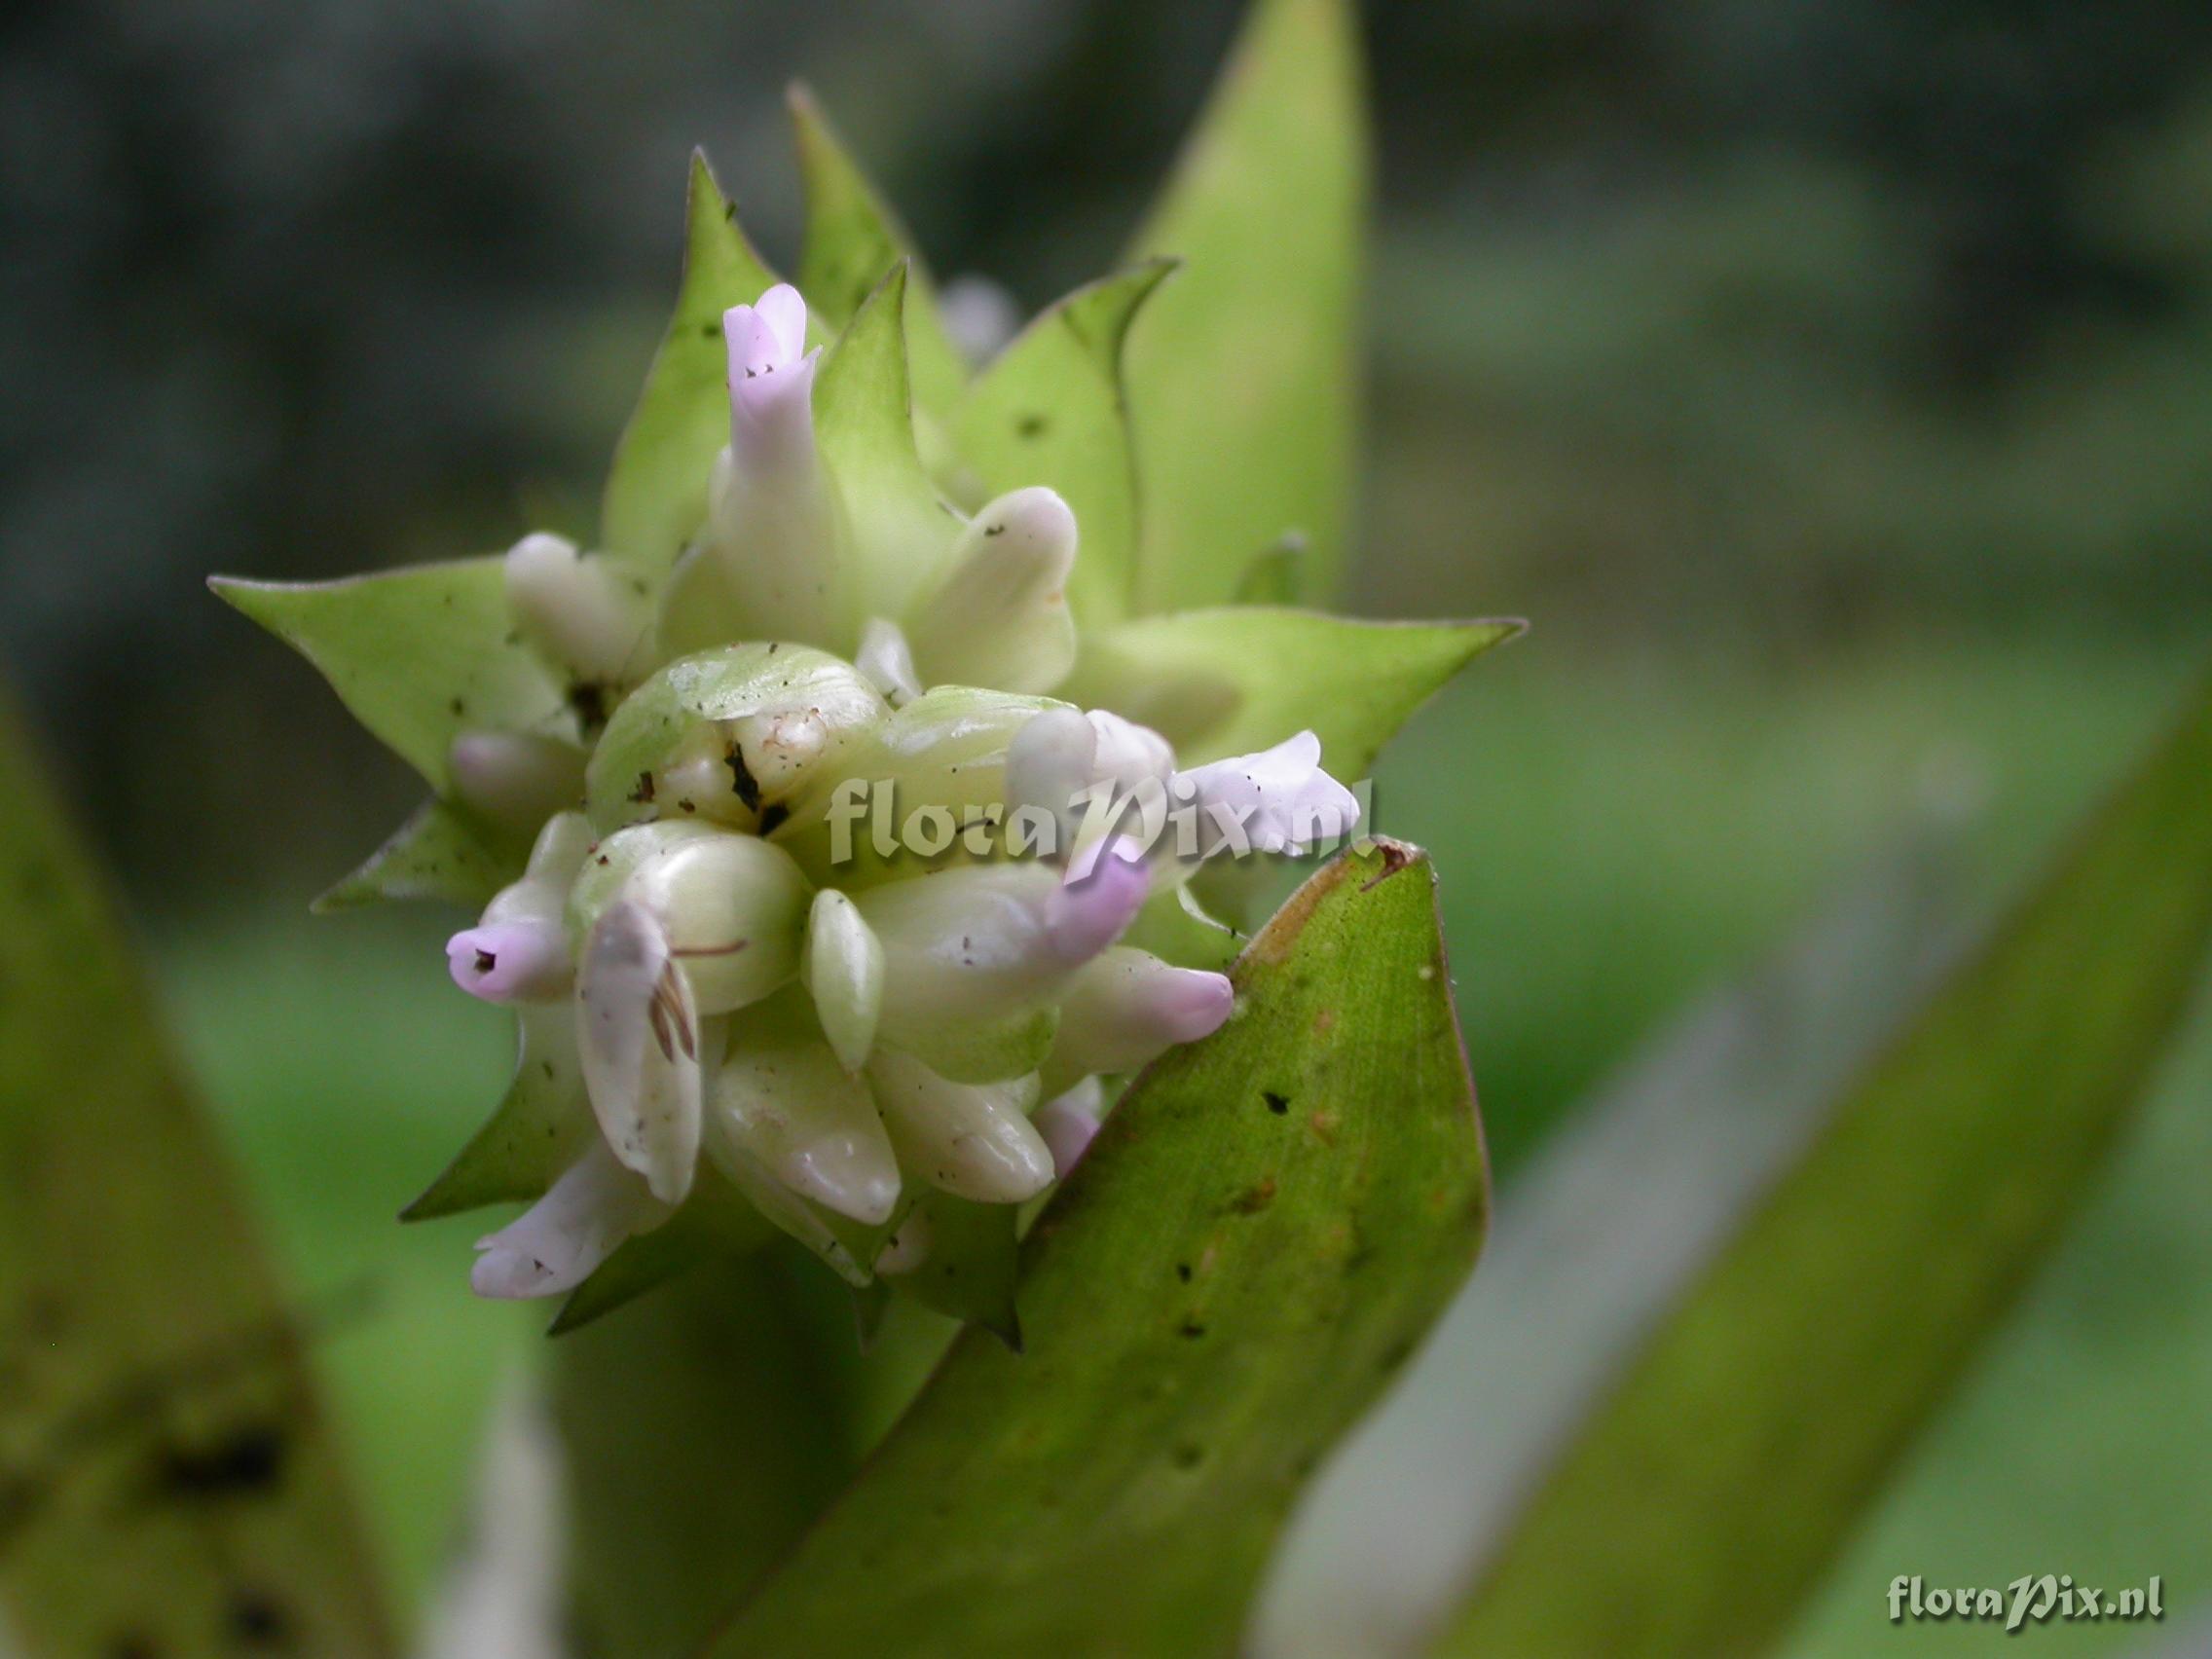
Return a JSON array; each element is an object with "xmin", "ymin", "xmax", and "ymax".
[
  {"xmin": 554, "ymin": 1253, "xmax": 865, "ymax": 1659},
  {"xmin": 401, "ymin": 1003, "xmax": 591, "ymax": 1222},
  {"xmin": 312, "ymin": 796, "xmax": 517, "ymax": 914},
  {"xmin": 1442, "ymin": 666, "xmax": 2212, "ymax": 1659},
  {"xmin": 1258, "ymin": 815, "xmax": 1972, "ymax": 1655},
  {"xmin": 952, "ymin": 262, "xmax": 1176, "ymax": 629},
  {"xmin": 790, "ymin": 86, "xmax": 969, "ymax": 424},
  {"xmin": 704, "ymin": 839, "xmax": 1487, "ymax": 1658},
  {"xmin": 814, "ymin": 263, "xmax": 964, "ymax": 626},
  {"xmin": 601, "ymin": 152, "xmax": 782, "ymax": 573},
  {"xmin": 1065, "ymin": 607, "xmax": 1522, "ymax": 773},
  {"xmin": 212, "ymin": 560, "xmax": 569, "ymax": 793},
  {"xmin": 1124, "ymin": 0, "xmax": 1369, "ymax": 611},
  {"xmin": 0, "ymin": 692, "xmax": 394, "ymax": 1654}
]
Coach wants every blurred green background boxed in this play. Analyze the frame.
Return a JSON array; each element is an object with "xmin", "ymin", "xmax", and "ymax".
[{"xmin": 4, "ymin": 0, "xmax": 2209, "ymax": 1650}]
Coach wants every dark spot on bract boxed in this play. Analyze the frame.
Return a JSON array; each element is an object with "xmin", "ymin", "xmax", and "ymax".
[
  {"xmin": 1229, "ymin": 1177, "xmax": 1277, "ymax": 1215},
  {"xmin": 983, "ymin": 522, "xmax": 1005, "ymax": 536},
  {"xmin": 1175, "ymin": 1263, "xmax": 1193, "ymax": 1282},
  {"xmin": 156, "ymin": 1422, "xmax": 286, "ymax": 1501},
  {"xmin": 1178, "ymin": 1319, "xmax": 1206, "ymax": 1339},
  {"xmin": 1016, "ymin": 413, "xmax": 1048, "ymax": 439},
  {"xmin": 107, "ymin": 1636, "xmax": 158, "ymax": 1659},
  {"xmin": 227, "ymin": 1589, "xmax": 290, "ymax": 1645},
  {"xmin": 757, "ymin": 802, "xmax": 790, "ymax": 836},
  {"xmin": 726, "ymin": 744, "xmax": 761, "ymax": 810},
  {"xmin": 449, "ymin": 697, "xmax": 464, "ymax": 717},
  {"xmin": 629, "ymin": 771, "xmax": 655, "ymax": 805},
  {"xmin": 1264, "ymin": 1090, "xmax": 1289, "ymax": 1115},
  {"xmin": 1172, "ymin": 1443, "xmax": 1205, "ymax": 1469},
  {"xmin": 569, "ymin": 682, "xmax": 609, "ymax": 729}
]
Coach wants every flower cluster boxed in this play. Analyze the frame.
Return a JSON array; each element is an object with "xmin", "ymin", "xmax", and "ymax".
[{"xmin": 432, "ymin": 285, "xmax": 1358, "ymax": 1305}]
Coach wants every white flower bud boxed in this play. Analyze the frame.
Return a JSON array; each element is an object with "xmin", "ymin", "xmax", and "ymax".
[
  {"xmin": 449, "ymin": 730, "xmax": 586, "ymax": 833},
  {"xmin": 502, "ymin": 533, "xmax": 653, "ymax": 688},
  {"xmin": 708, "ymin": 996, "xmax": 900, "ymax": 1225},
  {"xmin": 803, "ymin": 890, "xmax": 884, "ymax": 1072},
  {"xmin": 866, "ymin": 1049, "xmax": 1051, "ymax": 1203},
  {"xmin": 1047, "ymin": 946, "xmax": 1234, "ymax": 1078},
  {"xmin": 903, "ymin": 488, "xmax": 1078, "ymax": 695}
]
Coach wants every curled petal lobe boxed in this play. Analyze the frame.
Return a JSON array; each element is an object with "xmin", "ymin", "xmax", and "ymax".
[
  {"xmin": 1176, "ymin": 729, "xmax": 1361, "ymax": 857},
  {"xmin": 469, "ymin": 1138, "xmax": 666, "ymax": 1300},
  {"xmin": 576, "ymin": 901, "xmax": 705, "ymax": 1205}
]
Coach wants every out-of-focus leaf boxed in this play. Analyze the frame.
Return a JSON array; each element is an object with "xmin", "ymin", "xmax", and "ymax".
[
  {"xmin": 1256, "ymin": 814, "xmax": 1971, "ymax": 1658},
  {"xmin": 953, "ymin": 262, "xmax": 1176, "ymax": 629},
  {"xmin": 402, "ymin": 1004, "xmax": 590, "ymax": 1223},
  {"xmin": 704, "ymin": 839, "xmax": 1486, "ymax": 1659},
  {"xmin": 790, "ymin": 86, "xmax": 968, "ymax": 424},
  {"xmin": 815, "ymin": 264, "xmax": 962, "ymax": 625},
  {"xmin": 0, "ymin": 694, "xmax": 393, "ymax": 1655},
  {"xmin": 1233, "ymin": 536, "xmax": 1308, "ymax": 606},
  {"xmin": 212, "ymin": 562, "xmax": 568, "ymax": 793},
  {"xmin": 1124, "ymin": 0, "xmax": 1369, "ymax": 611},
  {"xmin": 1065, "ymin": 608, "xmax": 1521, "ymax": 773},
  {"xmin": 1443, "ymin": 668, "xmax": 2212, "ymax": 1659},
  {"xmin": 312, "ymin": 797, "xmax": 516, "ymax": 914},
  {"xmin": 554, "ymin": 1253, "xmax": 863, "ymax": 1659},
  {"xmin": 601, "ymin": 153, "xmax": 781, "ymax": 573}
]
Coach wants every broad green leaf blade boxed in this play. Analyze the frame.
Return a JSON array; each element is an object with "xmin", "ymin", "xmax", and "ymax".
[
  {"xmin": 1066, "ymin": 607, "xmax": 1521, "ymax": 773},
  {"xmin": 1124, "ymin": 0, "xmax": 1369, "ymax": 611},
  {"xmin": 312, "ymin": 797, "xmax": 516, "ymax": 914},
  {"xmin": 790, "ymin": 86, "xmax": 969, "ymax": 424},
  {"xmin": 601, "ymin": 152, "xmax": 782, "ymax": 572},
  {"xmin": 554, "ymin": 1253, "xmax": 863, "ymax": 1659},
  {"xmin": 953, "ymin": 262, "xmax": 1176, "ymax": 629},
  {"xmin": 0, "ymin": 694, "xmax": 393, "ymax": 1655},
  {"xmin": 706, "ymin": 838, "xmax": 1487, "ymax": 1659},
  {"xmin": 212, "ymin": 561, "xmax": 568, "ymax": 793},
  {"xmin": 815, "ymin": 264, "xmax": 963, "ymax": 626},
  {"xmin": 401, "ymin": 1003, "xmax": 590, "ymax": 1222},
  {"xmin": 1258, "ymin": 816, "xmax": 1971, "ymax": 1658},
  {"xmin": 1444, "ymin": 667, "xmax": 2212, "ymax": 1659}
]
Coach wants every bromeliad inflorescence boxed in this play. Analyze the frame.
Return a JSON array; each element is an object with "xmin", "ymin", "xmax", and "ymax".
[{"xmin": 215, "ymin": 113, "xmax": 1512, "ymax": 1337}]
